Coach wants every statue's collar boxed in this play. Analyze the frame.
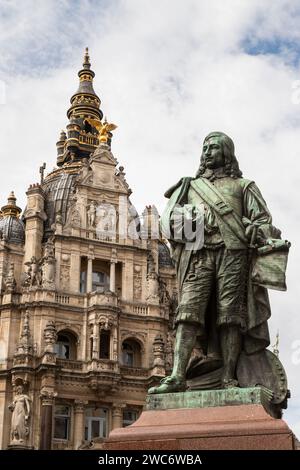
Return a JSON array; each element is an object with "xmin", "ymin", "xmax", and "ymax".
[{"xmin": 202, "ymin": 167, "xmax": 228, "ymax": 180}]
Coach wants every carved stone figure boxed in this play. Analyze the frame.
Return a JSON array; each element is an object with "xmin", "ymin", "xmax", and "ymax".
[
  {"xmin": 77, "ymin": 157, "xmax": 92, "ymax": 183},
  {"xmin": 71, "ymin": 207, "xmax": 81, "ymax": 227},
  {"xmin": 148, "ymin": 131, "xmax": 290, "ymax": 414},
  {"xmin": 40, "ymin": 239, "xmax": 56, "ymax": 290},
  {"xmin": 9, "ymin": 384, "xmax": 31, "ymax": 443},
  {"xmin": 23, "ymin": 256, "xmax": 42, "ymax": 288},
  {"xmin": 4, "ymin": 262, "xmax": 16, "ymax": 293},
  {"xmin": 133, "ymin": 265, "xmax": 142, "ymax": 300},
  {"xmin": 20, "ymin": 262, "xmax": 32, "ymax": 288},
  {"xmin": 146, "ymin": 271, "xmax": 159, "ymax": 302},
  {"xmin": 158, "ymin": 277, "xmax": 171, "ymax": 305},
  {"xmin": 95, "ymin": 203, "xmax": 116, "ymax": 239},
  {"xmin": 87, "ymin": 201, "xmax": 97, "ymax": 227}
]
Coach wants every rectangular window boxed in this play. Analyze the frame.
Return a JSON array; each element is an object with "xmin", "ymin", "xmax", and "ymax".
[
  {"xmin": 54, "ymin": 405, "xmax": 70, "ymax": 440},
  {"xmin": 85, "ymin": 410, "xmax": 107, "ymax": 440},
  {"xmin": 123, "ymin": 410, "xmax": 138, "ymax": 427},
  {"xmin": 99, "ymin": 330, "xmax": 110, "ymax": 359},
  {"xmin": 80, "ymin": 270, "xmax": 87, "ymax": 293},
  {"xmin": 80, "ymin": 257, "xmax": 87, "ymax": 294},
  {"xmin": 92, "ymin": 271, "xmax": 109, "ymax": 292}
]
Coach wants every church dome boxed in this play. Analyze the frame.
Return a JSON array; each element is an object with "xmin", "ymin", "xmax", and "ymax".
[
  {"xmin": 0, "ymin": 192, "xmax": 25, "ymax": 244},
  {"xmin": 42, "ymin": 162, "xmax": 80, "ymax": 238}
]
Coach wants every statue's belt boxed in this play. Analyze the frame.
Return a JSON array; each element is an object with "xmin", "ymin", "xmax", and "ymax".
[{"xmin": 190, "ymin": 178, "xmax": 248, "ymax": 245}]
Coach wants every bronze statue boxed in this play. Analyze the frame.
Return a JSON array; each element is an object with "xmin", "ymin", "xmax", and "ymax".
[{"xmin": 149, "ymin": 132, "xmax": 290, "ymax": 411}]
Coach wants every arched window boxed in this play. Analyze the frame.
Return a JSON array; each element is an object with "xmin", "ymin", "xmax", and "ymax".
[
  {"xmin": 122, "ymin": 339, "xmax": 142, "ymax": 367},
  {"xmin": 54, "ymin": 331, "xmax": 77, "ymax": 360}
]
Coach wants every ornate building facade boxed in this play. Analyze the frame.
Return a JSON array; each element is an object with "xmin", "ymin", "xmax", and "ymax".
[{"xmin": 0, "ymin": 49, "xmax": 177, "ymax": 450}]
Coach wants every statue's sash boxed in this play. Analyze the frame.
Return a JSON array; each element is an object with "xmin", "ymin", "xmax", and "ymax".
[{"xmin": 190, "ymin": 178, "xmax": 248, "ymax": 246}]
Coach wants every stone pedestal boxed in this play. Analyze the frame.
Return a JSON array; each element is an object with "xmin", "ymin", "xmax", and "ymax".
[{"xmin": 103, "ymin": 388, "xmax": 296, "ymax": 450}]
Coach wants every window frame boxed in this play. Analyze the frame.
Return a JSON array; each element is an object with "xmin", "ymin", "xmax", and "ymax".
[{"xmin": 53, "ymin": 405, "xmax": 71, "ymax": 441}]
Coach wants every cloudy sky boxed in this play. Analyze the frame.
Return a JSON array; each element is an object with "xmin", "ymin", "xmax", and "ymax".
[{"xmin": 1, "ymin": 0, "xmax": 300, "ymax": 437}]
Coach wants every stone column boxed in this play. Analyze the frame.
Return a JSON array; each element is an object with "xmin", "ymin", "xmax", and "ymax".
[
  {"xmin": 70, "ymin": 251, "xmax": 81, "ymax": 293},
  {"xmin": 92, "ymin": 322, "xmax": 99, "ymax": 359},
  {"xmin": 111, "ymin": 325, "xmax": 118, "ymax": 361},
  {"xmin": 111, "ymin": 404, "xmax": 125, "ymax": 430},
  {"xmin": 109, "ymin": 260, "xmax": 116, "ymax": 293},
  {"xmin": 87, "ymin": 256, "xmax": 93, "ymax": 293},
  {"xmin": 73, "ymin": 401, "xmax": 87, "ymax": 449},
  {"xmin": 40, "ymin": 391, "xmax": 56, "ymax": 450},
  {"xmin": 123, "ymin": 255, "xmax": 133, "ymax": 301}
]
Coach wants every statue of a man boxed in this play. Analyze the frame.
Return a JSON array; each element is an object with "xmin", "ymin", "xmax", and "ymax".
[
  {"xmin": 9, "ymin": 384, "xmax": 31, "ymax": 443},
  {"xmin": 149, "ymin": 131, "xmax": 290, "ymax": 394},
  {"xmin": 87, "ymin": 201, "xmax": 97, "ymax": 227}
]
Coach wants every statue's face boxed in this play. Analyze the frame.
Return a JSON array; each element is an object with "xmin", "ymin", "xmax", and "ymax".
[{"xmin": 202, "ymin": 136, "xmax": 224, "ymax": 169}]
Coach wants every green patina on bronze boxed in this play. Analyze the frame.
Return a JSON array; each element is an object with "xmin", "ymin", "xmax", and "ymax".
[
  {"xmin": 146, "ymin": 386, "xmax": 273, "ymax": 412},
  {"xmin": 148, "ymin": 131, "xmax": 290, "ymax": 418}
]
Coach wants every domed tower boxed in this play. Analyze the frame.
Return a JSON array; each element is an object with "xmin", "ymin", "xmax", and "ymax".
[
  {"xmin": 43, "ymin": 48, "xmax": 114, "ymax": 238},
  {"xmin": 56, "ymin": 47, "xmax": 103, "ymax": 167},
  {"xmin": 0, "ymin": 191, "xmax": 24, "ymax": 244},
  {"xmin": 0, "ymin": 192, "xmax": 25, "ymax": 294}
]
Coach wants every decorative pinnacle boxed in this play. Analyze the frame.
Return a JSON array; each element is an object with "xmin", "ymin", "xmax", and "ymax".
[
  {"xmin": 83, "ymin": 47, "xmax": 91, "ymax": 70},
  {"xmin": 1, "ymin": 191, "xmax": 22, "ymax": 218},
  {"xmin": 7, "ymin": 191, "xmax": 16, "ymax": 206}
]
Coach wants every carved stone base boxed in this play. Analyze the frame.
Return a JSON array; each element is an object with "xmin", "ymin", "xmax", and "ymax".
[
  {"xmin": 7, "ymin": 444, "xmax": 34, "ymax": 450},
  {"xmin": 102, "ymin": 388, "xmax": 296, "ymax": 450}
]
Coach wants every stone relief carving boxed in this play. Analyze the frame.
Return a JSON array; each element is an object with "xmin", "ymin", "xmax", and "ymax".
[
  {"xmin": 60, "ymin": 264, "xmax": 70, "ymax": 291},
  {"xmin": 152, "ymin": 335, "xmax": 165, "ymax": 368},
  {"xmin": 77, "ymin": 157, "xmax": 92, "ymax": 184},
  {"xmin": 40, "ymin": 238, "xmax": 56, "ymax": 290},
  {"xmin": 15, "ymin": 311, "xmax": 33, "ymax": 356},
  {"xmin": 133, "ymin": 265, "xmax": 142, "ymax": 301},
  {"xmin": 97, "ymin": 314, "xmax": 117, "ymax": 329},
  {"xmin": 165, "ymin": 331, "xmax": 175, "ymax": 372},
  {"xmin": 4, "ymin": 262, "xmax": 16, "ymax": 293},
  {"xmin": 43, "ymin": 320, "xmax": 57, "ymax": 352}
]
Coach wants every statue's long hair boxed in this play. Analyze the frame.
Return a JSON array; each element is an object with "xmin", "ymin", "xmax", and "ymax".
[{"xmin": 195, "ymin": 131, "xmax": 243, "ymax": 178}]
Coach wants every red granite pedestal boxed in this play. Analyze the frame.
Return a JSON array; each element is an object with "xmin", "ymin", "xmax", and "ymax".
[{"xmin": 103, "ymin": 404, "xmax": 295, "ymax": 450}]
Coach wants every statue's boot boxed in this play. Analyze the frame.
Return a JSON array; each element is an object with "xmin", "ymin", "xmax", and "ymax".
[
  {"xmin": 148, "ymin": 375, "xmax": 186, "ymax": 394},
  {"xmin": 148, "ymin": 322, "xmax": 197, "ymax": 394},
  {"xmin": 220, "ymin": 325, "xmax": 241, "ymax": 388}
]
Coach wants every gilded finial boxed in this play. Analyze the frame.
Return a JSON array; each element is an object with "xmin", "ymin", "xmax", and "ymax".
[
  {"xmin": 83, "ymin": 47, "xmax": 91, "ymax": 69},
  {"xmin": 272, "ymin": 330, "xmax": 280, "ymax": 357}
]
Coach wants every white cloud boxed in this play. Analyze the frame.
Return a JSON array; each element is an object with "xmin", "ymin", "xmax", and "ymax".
[{"xmin": 1, "ymin": 0, "xmax": 300, "ymax": 438}]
